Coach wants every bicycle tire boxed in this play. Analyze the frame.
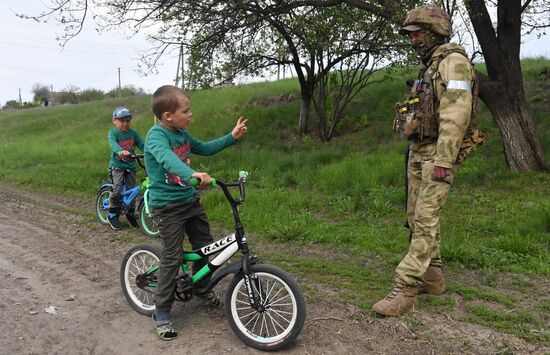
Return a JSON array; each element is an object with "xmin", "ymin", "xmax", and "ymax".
[
  {"xmin": 95, "ymin": 186, "xmax": 113, "ymax": 224},
  {"xmin": 120, "ymin": 244, "xmax": 162, "ymax": 316},
  {"xmin": 225, "ymin": 264, "xmax": 306, "ymax": 351},
  {"xmin": 137, "ymin": 198, "xmax": 160, "ymax": 237}
]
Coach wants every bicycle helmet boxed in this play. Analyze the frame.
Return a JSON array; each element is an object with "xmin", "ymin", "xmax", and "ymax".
[{"xmin": 112, "ymin": 106, "xmax": 132, "ymax": 120}]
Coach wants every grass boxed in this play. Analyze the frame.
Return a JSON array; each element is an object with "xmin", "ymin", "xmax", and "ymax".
[
  {"xmin": 464, "ymin": 304, "xmax": 549, "ymax": 343},
  {"xmin": 1, "ymin": 58, "xmax": 549, "ymax": 344}
]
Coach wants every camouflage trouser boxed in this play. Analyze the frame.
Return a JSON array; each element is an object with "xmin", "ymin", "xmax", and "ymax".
[{"xmin": 395, "ymin": 149, "xmax": 457, "ymax": 286}]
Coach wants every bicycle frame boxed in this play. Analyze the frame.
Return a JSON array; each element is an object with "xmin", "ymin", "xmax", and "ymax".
[
  {"xmin": 99, "ymin": 183, "xmax": 142, "ymax": 210},
  {"xmin": 98, "ymin": 154, "xmax": 151, "ymax": 213},
  {"xmin": 143, "ymin": 174, "xmax": 262, "ymax": 307}
]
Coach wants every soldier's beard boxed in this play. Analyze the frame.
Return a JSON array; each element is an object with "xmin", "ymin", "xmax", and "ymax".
[{"xmin": 412, "ymin": 31, "xmax": 446, "ymax": 61}]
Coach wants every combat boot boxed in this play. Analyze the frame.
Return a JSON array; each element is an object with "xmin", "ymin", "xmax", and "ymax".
[
  {"xmin": 372, "ymin": 284, "xmax": 419, "ymax": 317},
  {"xmin": 420, "ymin": 265, "xmax": 445, "ymax": 295}
]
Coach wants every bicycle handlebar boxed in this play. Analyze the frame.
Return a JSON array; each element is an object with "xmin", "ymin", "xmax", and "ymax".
[
  {"xmin": 115, "ymin": 153, "xmax": 146, "ymax": 170},
  {"xmin": 191, "ymin": 171, "xmax": 248, "ymax": 206}
]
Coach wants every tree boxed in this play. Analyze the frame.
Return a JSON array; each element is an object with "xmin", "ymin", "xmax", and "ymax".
[
  {"xmin": 266, "ymin": 0, "xmax": 550, "ymax": 171},
  {"xmin": 3, "ymin": 100, "xmax": 22, "ymax": 110},
  {"xmin": 130, "ymin": 1, "xmax": 409, "ymax": 137},
  {"xmin": 308, "ymin": 7, "xmax": 397, "ymax": 140},
  {"xmin": 31, "ymin": 83, "xmax": 51, "ymax": 104},
  {"xmin": 461, "ymin": 0, "xmax": 549, "ymax": 172},
  {"xmin": 24, "ymin": 1, "xmax": 549, "ymax": 171},
  {"xmin": 107, "ymin": 85, "xmax": 146, "ymax": 98},
  {"xmin": 23, "ymin": 1, "xmax": 410, "ymax": 137}
]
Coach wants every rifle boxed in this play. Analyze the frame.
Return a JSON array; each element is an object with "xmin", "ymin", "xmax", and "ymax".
[{"xmin": 403, "ymin": 144, "xmax": 413, "ymax": 244}]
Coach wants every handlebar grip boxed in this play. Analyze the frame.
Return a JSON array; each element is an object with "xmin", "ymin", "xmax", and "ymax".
[{"xmin": 189, "ymin": 177, "xmax": 217, "ymax": 188}]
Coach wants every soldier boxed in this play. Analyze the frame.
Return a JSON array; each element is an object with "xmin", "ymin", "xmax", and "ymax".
[{"xmin": 373, "ymin": 5, "xmax": 484, "ymax": 317}]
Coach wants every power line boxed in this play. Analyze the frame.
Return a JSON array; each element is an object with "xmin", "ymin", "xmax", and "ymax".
[
  {"xmin": 0, "ymin": 40, "xmax": 137, "ymax": 56},
  {"xmin": 0, "ymin": 29, "xmax": 145, "ymax": 49}
]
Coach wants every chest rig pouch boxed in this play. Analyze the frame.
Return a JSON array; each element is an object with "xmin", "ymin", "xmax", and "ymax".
[{"xmin": 393, "ymin": 65, "xmax": 439, "ymax": 141}]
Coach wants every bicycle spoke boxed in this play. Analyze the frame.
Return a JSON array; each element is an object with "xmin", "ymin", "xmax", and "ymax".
[
  {"xmin": 269, "ymin": 308, "xmax": 294, "ymax": 316},
  {"xmin": 248, "ymin": 311, "xmax": 261, "ymax": 331},
  {"xmin": 236, "ymin": 305, "xmax": 253, "ymax": 311},
  {"xmin": 238, "ymin": 309, "xmax": 258, "ymax": 319},
  {"xmin": 264, "ymin": 279, "xmax": 277, "ymax": 301},
  {"xmin": 267, "ymin": 286, "xmax": 286, "ymax": 304},
  {"xmin": 267, "ymin": 310, "xmax": 284, "ymax": 332},
  {"xmin": 236, "ymin": 299, "xmax": 249, "ymax": 306},
  {"xmin": 259, "ymin": 312, "xmax": 266, "ymax": 337},
  {"xmin": 267, "ymin": 293, "xmax": 290, "ymax": 307},
  {"xmin": 268, "ymin": 308, "xmax": 292, "ymax": 324}
]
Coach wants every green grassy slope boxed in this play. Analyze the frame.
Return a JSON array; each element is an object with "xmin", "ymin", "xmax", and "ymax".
[
  {"xmin": 1, "ymin": 59, "xmax": 549, "ymax": 343},
  {"xmin": 0, "ymin": 60, "xmax": 548, "ymax": 276}
]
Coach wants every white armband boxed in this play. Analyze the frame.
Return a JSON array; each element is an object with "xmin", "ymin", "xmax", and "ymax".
[{"xmin": 447, "ymin": 80, "xmax": 471, "ymax": 92}]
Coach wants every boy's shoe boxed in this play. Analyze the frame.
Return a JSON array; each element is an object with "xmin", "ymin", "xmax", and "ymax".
[
  {"xmin": 126, "ymin": 213, "xmax": 139, "ymax": 228},
  {"xmin": 108, "ymin": 215, "xmax": 122, "ymax": 230},
  {"xmin": 197, "ymin": 290, "xmax": 222, "ymax": 307},
  {"xmin": 152, "ymin": 313, "xmax": 177, "ymax": 341}
]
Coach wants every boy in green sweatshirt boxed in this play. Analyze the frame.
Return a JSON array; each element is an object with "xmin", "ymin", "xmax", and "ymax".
[
  {"xmin": 144, "ymin": 85, "xmax": 247, "ymax": 340},
  {"xmin": 107, "ymin": 106, "xmax": 144, "ymax": 230}
]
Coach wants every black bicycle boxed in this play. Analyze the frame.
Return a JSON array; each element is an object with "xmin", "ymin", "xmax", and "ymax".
[{"xmin": 120, "ymin": 172, "xmax": 306, "ymax": 351}]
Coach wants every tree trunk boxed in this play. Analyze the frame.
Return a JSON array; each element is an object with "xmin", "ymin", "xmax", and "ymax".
[
  {"xmin": 298, "ymin": 91, "xmax": 311, "ymax": 135},
  {"xmin": 477, "ymin": 73, "xmax": 550, "ymax": 172},
  {"xmin": 465, "ymin": 0, "xmax": 550, "ymax": 172}
]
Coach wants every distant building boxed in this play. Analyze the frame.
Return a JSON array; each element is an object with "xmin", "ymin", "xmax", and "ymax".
[{"xmin": 43, "ymin": 91, "xmax": 54, "ymax": 107}]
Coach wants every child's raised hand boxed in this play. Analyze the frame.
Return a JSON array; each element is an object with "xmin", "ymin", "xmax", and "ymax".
[{"xmin": 232, "ymin": 117, "xmax": 248, "ymax": 140}]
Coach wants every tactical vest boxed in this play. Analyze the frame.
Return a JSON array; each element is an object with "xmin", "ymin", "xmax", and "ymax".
[{"xmin": 393, "ymin": 48, "xmax": 481, "ymax": 146}]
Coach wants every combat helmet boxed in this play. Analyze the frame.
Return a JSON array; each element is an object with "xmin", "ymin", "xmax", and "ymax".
[
  {"xmin": 112, "ymin": 106, "xmax": 132, "ymax": 120},
  {"xmin": 399, "ymin": 5, "xmax": 451, "ymax": 38}
]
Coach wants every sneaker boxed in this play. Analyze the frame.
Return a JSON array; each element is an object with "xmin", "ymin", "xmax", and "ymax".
[
  {"xmin": 108, "ymin": 214, "xmax": 122, "ymax": 230},
  {"xmin": 197, "ymin": 290, "xmax": 222, "ymax": 307},
  {"xmin": 126, "ymin": 213, "xmax": 139, "ymax": 228}
]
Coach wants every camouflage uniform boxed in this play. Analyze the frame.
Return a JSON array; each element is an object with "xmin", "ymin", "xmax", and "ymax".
[
  {"xmin": 396, "ymin": 43, "xmax": 476, "ymax": 286},
  {"xmin": 373, "ymin": 5, "xmax": 482, "ymax": 317}
]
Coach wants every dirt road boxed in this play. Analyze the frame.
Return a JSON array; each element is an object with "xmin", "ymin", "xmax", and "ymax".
[{"xmin": 0, "ymin": 185, "xmax": 546, "ymax": 354}]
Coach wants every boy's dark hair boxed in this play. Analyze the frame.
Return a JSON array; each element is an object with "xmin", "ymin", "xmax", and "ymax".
[{"xmin": 152, "ymin": 85, "xmax": 189, "ymax": 119}]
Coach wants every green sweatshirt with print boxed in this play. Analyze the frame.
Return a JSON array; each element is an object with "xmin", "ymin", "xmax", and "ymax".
[
  {"xmin": 144, "ymin": 124, "xmax": 237, "ymax": 208},
  {"xmin": 108, "ymin": 128, "xmax": 145, "ymax": 170}
]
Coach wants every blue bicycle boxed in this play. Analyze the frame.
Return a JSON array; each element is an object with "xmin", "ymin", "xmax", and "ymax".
[{"xmin": 95, "ymin": 154, "xmax": 159, "ymax": 237}]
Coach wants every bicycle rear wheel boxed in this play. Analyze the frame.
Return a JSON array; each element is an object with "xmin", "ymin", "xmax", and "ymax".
[
  {"xmin": 138, "ymin": 198, "xmax": 160, "ymax": 237},
  {"xmin": 95, "ymin": 186, "xmax": 112, "ymax": 224},
  {"xmin": 225, "ymin": 264, "xmax": 306, "ymax": 351},
  {"xmin": 120, "ymin": 244, "xmax": 161, "ymax": 316}
]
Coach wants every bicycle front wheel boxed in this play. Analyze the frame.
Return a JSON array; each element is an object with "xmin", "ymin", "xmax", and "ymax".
[
  {"xmin": 120, "ymin": 244, "xmax": 161, "ymax": 316},
  {"xmin": 138, "ymin": 198, "xmax": 160, "ymax": 237},
  {"xmin": 95, "ymin": 186, "xmax": 112, "ymax": 224},
  {"xmin": 225, "ymin": 264, "xmax": 306, "ymax": 351}
]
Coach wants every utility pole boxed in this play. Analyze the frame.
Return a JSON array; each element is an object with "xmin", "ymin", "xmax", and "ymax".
[
  {"xmin": 118, "ymin": 67, "xmax": 121, "ymax": 90},
  {"xmin": 174, "ymin": 44, "xmax": 185, "ymax": 90}
]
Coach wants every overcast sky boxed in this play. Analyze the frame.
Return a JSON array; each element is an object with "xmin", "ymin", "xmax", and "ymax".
[
  {"xmin": 1, "ymin": 1, "xmax": 550, "ymax": 106},
  {"xmin": 1, "ymin": 1, "xmax": 180, "ymax": 105}
]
